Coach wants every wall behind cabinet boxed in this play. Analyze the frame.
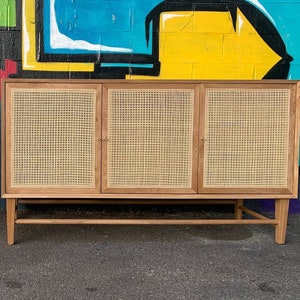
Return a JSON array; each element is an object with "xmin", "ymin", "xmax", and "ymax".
[{"xmin": 1, "ymin": 0, "xmax": 300, "ymax": 210}]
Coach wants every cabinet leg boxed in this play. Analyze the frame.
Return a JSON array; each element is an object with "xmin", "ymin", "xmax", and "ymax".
[
  {"xmin": 235, "ymin": 199, "xmax": 244, "ymax": 219},
  {"xmin": 275, "ymin": 199, "xmax": 290, "ymax": 245},
  {"xmin": 6, "ymin": 199, "xmax": 17, "ymax": 245}
]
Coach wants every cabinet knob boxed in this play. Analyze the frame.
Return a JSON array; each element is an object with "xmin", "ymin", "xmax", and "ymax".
[{"xmin": 97, "ymin": 137, "xmax": 109, "ymax": 141}]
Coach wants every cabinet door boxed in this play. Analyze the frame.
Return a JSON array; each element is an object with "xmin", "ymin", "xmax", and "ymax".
[
  {"xmin": 3, "ymin": 82, "xmax": 101, "ymax": 195},
  {"xmin": 102, "ymin": 83, "xmax": 199, "ymax": 193},
  {"xmin": 199, "ymin": 82, "xmax": 298, "ymax": 196}
]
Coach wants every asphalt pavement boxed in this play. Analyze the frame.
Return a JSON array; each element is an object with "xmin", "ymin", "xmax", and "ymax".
[{"xmin": 0, "ymin": 204, "xmax": 300, "ymax": 300}]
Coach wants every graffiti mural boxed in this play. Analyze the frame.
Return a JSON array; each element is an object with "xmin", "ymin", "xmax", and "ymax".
[
  {"xmin": 0, "ymin": 0, "xmax": 17, "ymax": 86},
  {"xmin": 1, "ymin": 0, "xmax": 299, "ymax": 81},
  {"xmin": 1, "ymin": 0, "xmax": 300, "ymax": 211}
]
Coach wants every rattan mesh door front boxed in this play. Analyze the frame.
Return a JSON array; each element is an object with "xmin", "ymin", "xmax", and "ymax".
[
  {"xmin": 200, "ymin": 85, "xmax": 295, "ymax": 193},
  {"xmin": 102, "ymin": 84, "xmax": 199, "ymax": 193},
  {"xmin": 5, "ymin": 83, "xmax": 101, "ymax": 194}
]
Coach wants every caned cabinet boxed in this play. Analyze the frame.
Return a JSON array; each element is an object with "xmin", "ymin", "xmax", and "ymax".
[{"xmin": 2, "ymin": 79, "xmax": 299, "ymax": 244}]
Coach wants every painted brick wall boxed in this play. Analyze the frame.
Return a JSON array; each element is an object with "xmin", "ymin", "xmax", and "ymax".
[
  {"xmin": 1, "ymin": 0, "xmax": 300, "ymax": 209},
  {"xmin": 1, "ymin": 0, "xmax": 299, "ymax": 82}
]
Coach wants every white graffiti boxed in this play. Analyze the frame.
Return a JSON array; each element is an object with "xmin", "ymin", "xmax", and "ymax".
[{"xmin": 49, "ymin": 0, "xmax": 132, "ymax": 52}]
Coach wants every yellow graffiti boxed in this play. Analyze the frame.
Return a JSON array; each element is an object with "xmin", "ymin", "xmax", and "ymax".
[
  {"xmin": 128, "ymin": 10, "xmax": 281, "ymax": 80},
  {"xmin": 22, "ymin": 0, "xmax": 94, "ymax": 72}
]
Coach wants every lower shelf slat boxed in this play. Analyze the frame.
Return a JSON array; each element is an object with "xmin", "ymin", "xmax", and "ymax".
[{"xmin": 15, "ymin": 218, "xmax": 278, "ymax": 225}]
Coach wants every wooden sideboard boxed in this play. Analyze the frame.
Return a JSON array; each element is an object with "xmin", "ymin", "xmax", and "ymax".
[{"xmin": 2, "ymin": 79, "xmax": 299, "ymax": 244}]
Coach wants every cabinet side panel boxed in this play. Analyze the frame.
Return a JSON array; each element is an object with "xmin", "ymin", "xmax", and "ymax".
[{"xmin": 203, "ymin": 88, "xmax": 291, "ymax": 190}]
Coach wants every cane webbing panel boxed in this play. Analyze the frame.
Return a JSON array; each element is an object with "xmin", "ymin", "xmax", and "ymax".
[
  {"xmin": 107, "ymin": 89, "xmax": 194, "ymax": 188},
  {"xmin": 203, "ymin": 88, "xmax": 290, "ymax": 188},
  {"xmin": 11, "ymin": 89, "xmax": 96, "ymax": 187}
]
